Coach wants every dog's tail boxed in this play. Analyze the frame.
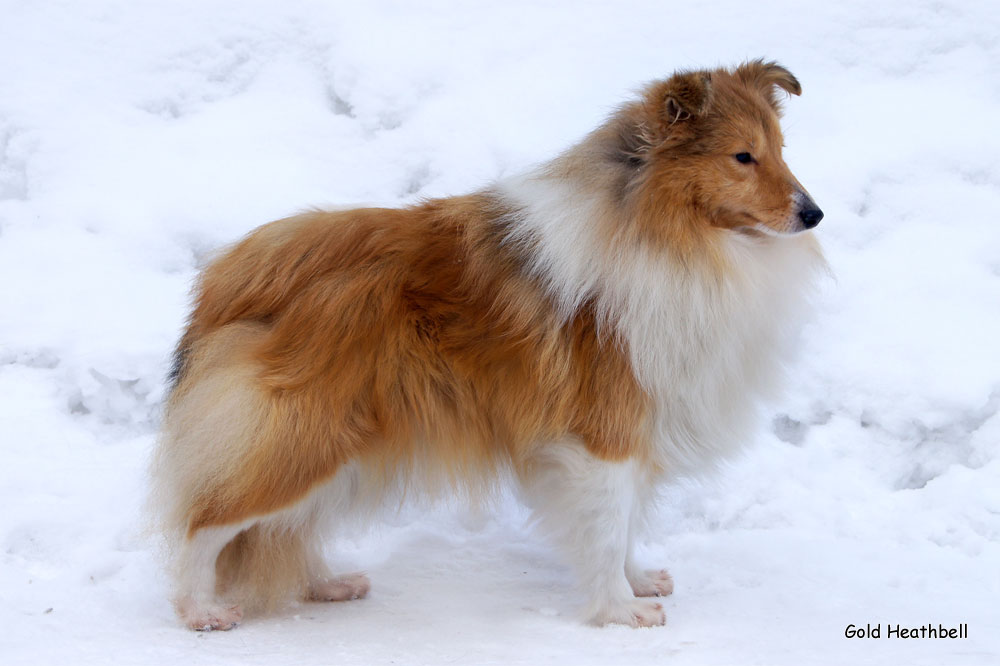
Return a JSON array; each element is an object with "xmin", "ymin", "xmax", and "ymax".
[{"xmin": 153, "ymin": 324, "xmax": 332, "ymax": 612}]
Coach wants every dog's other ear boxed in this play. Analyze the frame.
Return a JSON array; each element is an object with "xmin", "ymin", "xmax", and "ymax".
[
  {"xmin": 615, "ymin": 70, "xmax": 712, "ymax": 162},
  {"xmin": 736, "ymin": 60, "xmax": 801, "ymax": 107},
  {"xmin": 660, "ymin": 70, "xmax": 713, "ymax": 124}
]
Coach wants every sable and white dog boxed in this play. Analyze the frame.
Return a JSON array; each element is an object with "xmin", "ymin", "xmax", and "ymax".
[{"xmin": 152, "ymin": 60, "xmax": 824, "ymax": 631}]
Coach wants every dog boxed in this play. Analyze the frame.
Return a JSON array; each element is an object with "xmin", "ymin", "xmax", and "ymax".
[{"xmin": 152, "ymin": 60, "xmax": 824, "ymax": 631}]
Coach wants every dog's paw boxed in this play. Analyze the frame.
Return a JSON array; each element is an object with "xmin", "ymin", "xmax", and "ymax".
[
  {"xmin": 179, "ymin": 602, "xmax": 243, "ymax": 631},
  {"xmin": 591, "ymin": 599, "xmax": 666, "ymax": 628},
  {"xmin": 629, "ymin": 568, "xmax": 674, "ymax": 597},
  {"xmin": 308, "ymin": 572, "xmax": 370, "ymax": 602}
]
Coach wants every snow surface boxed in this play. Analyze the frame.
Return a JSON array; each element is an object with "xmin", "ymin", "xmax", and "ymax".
[{"xmin": 2, "ymin": 1, "xmax": 999, "ymax": 664}]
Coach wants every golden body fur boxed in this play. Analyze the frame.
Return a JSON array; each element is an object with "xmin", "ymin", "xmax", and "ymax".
[{"xmin": 153, "ymin": 61, "xmax": 824, "ymax": 630}]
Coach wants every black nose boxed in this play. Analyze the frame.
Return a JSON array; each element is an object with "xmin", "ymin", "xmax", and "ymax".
[{"xmin": 799, "ymin": 207, "xmax": 824, "ymax": 229}]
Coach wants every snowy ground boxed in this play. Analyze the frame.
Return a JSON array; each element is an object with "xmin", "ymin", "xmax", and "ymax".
[{"xmin": 2, "ymin": 1, "xmax": 999, "ymax": 664}]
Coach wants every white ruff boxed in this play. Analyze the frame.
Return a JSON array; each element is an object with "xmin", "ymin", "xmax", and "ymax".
[{"xmin": 498, "ymin": 171, "xmax": 824, "ymax": 475}]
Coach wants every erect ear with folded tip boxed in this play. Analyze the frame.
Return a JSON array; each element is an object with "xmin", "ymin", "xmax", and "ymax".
[{"xmin": 736, "ymin": 60, "xmax": 802, "ymax": 107}]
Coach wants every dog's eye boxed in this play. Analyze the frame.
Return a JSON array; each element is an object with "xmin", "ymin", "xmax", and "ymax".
[{"xmin": 734, "ymin": 152, "xmax": 755, "ymax": 164}]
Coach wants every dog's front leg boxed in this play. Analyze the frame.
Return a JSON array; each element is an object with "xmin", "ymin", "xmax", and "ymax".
[{"xmin": 519, "ymin": 440, "xmax": 665, "ymax": 627}]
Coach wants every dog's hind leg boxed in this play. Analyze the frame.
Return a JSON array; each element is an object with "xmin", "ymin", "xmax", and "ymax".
[
  {"xmin": 174, "ymin": 522, "xmax": 250, "ymax": 631},
  {"xmin": 301, "ymin": 517, "xmax": 370, "ymax": 602},
  {"xmin": 155, "ymin": 323, "xmax": 348, "ymax": 629},
  {"xmin": 307, "ymin": 570, "xmax": 371, "ymax": 602},
  {"xmin": 519, "ymin": 440, "xmax": 665, "ymax": 627}
]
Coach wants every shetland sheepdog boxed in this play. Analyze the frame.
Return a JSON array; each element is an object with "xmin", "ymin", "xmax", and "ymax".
[{"xmin": 153, "ymin": 60, "xmax": 824, "ymax": 631}]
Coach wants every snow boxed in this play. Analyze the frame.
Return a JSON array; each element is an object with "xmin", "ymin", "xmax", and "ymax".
[{"xmin": 2, "ymin": 0, "xmax": 999, "ymax": 664}]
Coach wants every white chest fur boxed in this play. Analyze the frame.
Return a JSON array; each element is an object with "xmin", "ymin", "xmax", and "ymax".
[{"xmin": 498, "ymin": 173, "xmax": 823, "ymax": 475}]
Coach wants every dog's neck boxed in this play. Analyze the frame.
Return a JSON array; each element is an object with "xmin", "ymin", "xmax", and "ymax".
[{"xmin": 494, "ymin": 166, "xmax": 824, "ymax": 474}]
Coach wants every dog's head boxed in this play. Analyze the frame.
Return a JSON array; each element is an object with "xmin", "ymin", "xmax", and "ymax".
[{"xmin": 618, "ymin": 60, "xmax": 822, "ymax": 238}]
